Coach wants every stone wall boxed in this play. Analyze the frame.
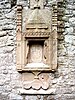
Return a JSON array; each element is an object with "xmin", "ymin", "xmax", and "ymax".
[{"xmin": 0, "ymin": 0, "xmax": 75, "ymax": 100}]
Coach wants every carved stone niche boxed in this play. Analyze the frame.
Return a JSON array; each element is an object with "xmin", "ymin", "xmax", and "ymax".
[{"xmin": 16, "ymin": 0, "xmax": 57, "ymax": 94}]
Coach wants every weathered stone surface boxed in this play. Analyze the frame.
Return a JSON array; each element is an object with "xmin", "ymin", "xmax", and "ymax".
[
  {"xmin": 0, "ymin": 0, "xmax": 75, "ymax": 99},
  {"xmin": 9, "ymin": 93, "xmax": 23, "ymax": 100}
]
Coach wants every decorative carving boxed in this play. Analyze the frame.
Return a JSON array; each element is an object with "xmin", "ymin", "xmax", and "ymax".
[
  {"xmin": 16, "ymin": 0, "xmax": 58, "ymax": 94},
  {"xmin": 17, "ymin": 5, "xmax": 22, "ymax": 32},
  {"xmin": 23, "ymin": 72, "xmax": 51, "ymax": 90},
  {"xmin": 16, "ymin": 0, "xmax": 57, "ymax": 71},
  {"xmin": 25, "ymin": 32, "xmax": 50, "ymax": 37}
]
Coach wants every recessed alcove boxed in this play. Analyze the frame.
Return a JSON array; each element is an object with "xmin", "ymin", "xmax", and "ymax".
[
  {"xmin": 25, "ymin": 40, "xmax": 50, "ymax": 69},
  {"xmin": 16, "ymin": 1, "xmax": 57, "ymax": 71},
  {"xmin": 28, "ymin": 40, "xmax": 44, "ymax": 63},
  {"xmin": 16, "ymin": 0, "xmax": 57, "ymax": 94}
]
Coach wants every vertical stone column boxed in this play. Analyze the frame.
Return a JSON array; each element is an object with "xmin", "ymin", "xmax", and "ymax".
[
  {"xmin": 17, "ymin": 5, "xmax": 22, "ymax": 32},
  {"xmin": 52, "ymin": 3, "xmax": 57, "ymax": 31},
  {"xmin": 16, "ymin": 5, "xmax": 23, "ymax": 71},
  {"xmin": 51, "ymin": 3, "xmax": 57, "ymax": 70}
]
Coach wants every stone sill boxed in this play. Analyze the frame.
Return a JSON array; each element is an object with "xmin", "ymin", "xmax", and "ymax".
[{"xmin": 18, "ymin": 88, "xmax": 56, "ymax": 94}]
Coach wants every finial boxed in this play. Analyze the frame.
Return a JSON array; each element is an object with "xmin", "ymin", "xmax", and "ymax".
[
  {"xmin": 34, "ymin": 0, "xmax": 40, "ymax": 9},
  {"xmin": 35, "ymin": 0, "xmax": 39, "ymax": 5}
]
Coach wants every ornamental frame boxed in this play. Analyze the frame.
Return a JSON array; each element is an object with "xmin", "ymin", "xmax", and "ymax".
[
  {"xmin": 16, "ymin": 3, "xmax": 57, "ymax": 72},
  {"xmin": 16, "ymin": 0, "xmax": 58, "ymax": 94}
]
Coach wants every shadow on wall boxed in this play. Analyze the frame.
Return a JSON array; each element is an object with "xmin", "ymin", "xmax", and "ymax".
[{"xmin": 11, "ymin": 0, "xmax": 17, "ymax": 8}]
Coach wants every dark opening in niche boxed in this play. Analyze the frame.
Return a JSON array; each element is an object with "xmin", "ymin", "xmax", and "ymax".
[{"xmin": 28, "ymin": 40, "xmax": 44, "ymax": 63}]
